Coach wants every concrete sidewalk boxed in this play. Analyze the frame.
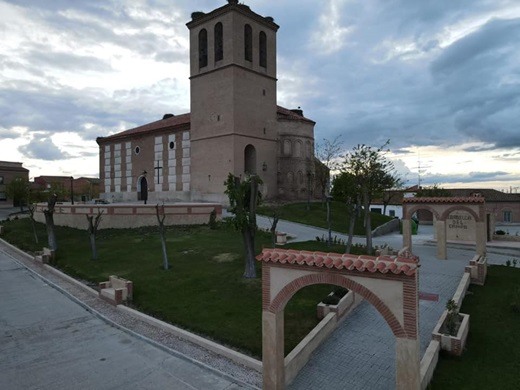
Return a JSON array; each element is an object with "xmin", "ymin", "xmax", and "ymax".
[{"xmin": 0, "ymin": 245, "xmax": 258, "ymax": 390}]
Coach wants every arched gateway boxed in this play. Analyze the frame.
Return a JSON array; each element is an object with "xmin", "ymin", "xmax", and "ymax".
[
  {"xmin": 402, "ymin": 197, "xmax": 487, "ymax": 259},
  {"xmin": 257, "ymin": 248, "xmax": 421, "ymax": 390}
]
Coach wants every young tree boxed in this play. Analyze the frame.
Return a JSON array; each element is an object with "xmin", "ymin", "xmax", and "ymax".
[
  {"xmin": 44, "ymin": 193, "xmax": 58, "ymax": 251},
  {"xmin": 6, "ymin": 176, "xmax": 29, "ymax": 212},
  {"xmin": 331, "ymin": 172, "xmax": 361, "ymax": 253},
  {"xmin": 86, "ymin": 210, "xmax": 103, "ymax": 260},
  {"xmin": 341, "ymin": 141, "xmax": 401, "ymax": 254},
  {"xmin": 155, "ymin": 203, "xmax": 170, "ymax": 270},
  {"xmin": 28, "ymin": 204, "xmax": 39, "ymax": 244},
  {"xmin": 224, "ymin": 173, "xmax": 261, "ymax": 278},
  {"xmin": 315, "ymin": 135, "xmax": 343, "ymax": 203}
]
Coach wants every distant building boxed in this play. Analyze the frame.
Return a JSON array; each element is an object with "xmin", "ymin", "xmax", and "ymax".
[
  {"xmin": 0, "ymin": 161, "xmax": 29, "ymax": 206},
  {"xmin": 33, "ymin": 176, "xmax": 100, "ymax": 202},
  {"xmin": 96, "ymin": 1, "xmax": 319, "ymax": 204},
  {"xmin": 372, "ymin": 187, "xmax": 520, "ymax": 224}
]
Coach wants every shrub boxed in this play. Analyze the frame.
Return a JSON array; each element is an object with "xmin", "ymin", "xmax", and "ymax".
[
  {"xmin": 333, "ymin": 287, "xmax": 349, "ymax": 298},
  {"xmin": 495, "ymin": 230, "xmax": 506, "ymax": 235},
  {"xmin": 322, "ymin": 294, "xmax": 340, "ymax": 305},
  {"xmin": 444, "ymin": 299, "xmax": 460, "ymax": 336}
]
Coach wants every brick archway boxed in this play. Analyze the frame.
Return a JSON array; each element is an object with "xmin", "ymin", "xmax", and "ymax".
[
  {"xmin": 402, "ymin": 197, "xmax": 486, "ymax": 259},
  {"xmin": 257, "ymin": 248, "xmax": 420, "ymax": 390}
]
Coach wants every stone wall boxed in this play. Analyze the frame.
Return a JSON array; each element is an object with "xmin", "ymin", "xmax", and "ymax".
[{"xmin": 33, "ymin": 203, "xmax": 222, "ymax": 230}]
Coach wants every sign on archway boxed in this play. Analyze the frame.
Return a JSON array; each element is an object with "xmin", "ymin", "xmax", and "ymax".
[
  {"xmin": 402, "ymin": 197, "xmax": 486, "ymax": 259},
  {"xmin": 257, "ymin": 248, "xmax": 421, "ymax": 390}
]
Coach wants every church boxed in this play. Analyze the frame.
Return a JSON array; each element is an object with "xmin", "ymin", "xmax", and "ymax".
[{"xmin": 96, "ymin": 0, "xmax": 319, "ymax": 204}]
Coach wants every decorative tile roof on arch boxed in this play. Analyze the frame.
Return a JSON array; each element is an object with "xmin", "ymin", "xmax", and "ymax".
[
  {"xmin": 403, "ymin": 196, "xmax": 485, "ymax": 204},
  {"xmin": 256, "ymin": 249, "xmax": 419, "ymax": 276}
]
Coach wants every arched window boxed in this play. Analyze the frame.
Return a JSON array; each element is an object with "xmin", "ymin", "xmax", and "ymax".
[
  {"xmin": 287, "ymin": 172, "xmax": 294, "ymax": 185},
  {"xmin": 244, "ymin": 144, "xmax": 257, "ymax": 174},
  {"xmin": 199, "ymin": 29, "xmax": 208, "ymax": 68},
  {"xmin": 298, "ymin": 171, "xmax": 304, "ymax": 185},
  {"xmin": 295, "ymin": 140, "xmax": 302, "ymax": 157},
  {"xmin": 283, "ymin": 139, "xmax": 292, "ymax": 155},
  {"xmin": 259, "ymin": 31, "xmax": 267, "ymax": 67},
  {"xmin": 244, "ymin": 24, "xmax": 252, "ymax": 62},
  {"xmin": 214, "ymin": 22, "xmax": 223, "ymax": 62},
  {"xmin": 305, "ymin": 140, "xmax": 312, "ymax": 159}
]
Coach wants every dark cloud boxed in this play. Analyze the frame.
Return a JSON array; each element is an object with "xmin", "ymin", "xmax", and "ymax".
[
  {"xmin": 19, "ymin": 134, "xmax": 69, "ymax": 161},
  {"xmin": 421, "ymin": 171, "xmax": 516, "ymax": 186},
  {"xmin": 25, "ymin": 46, "xmax": 113, "ymax": 72}
]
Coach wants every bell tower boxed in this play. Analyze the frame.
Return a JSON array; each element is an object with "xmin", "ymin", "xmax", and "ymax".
[{"xmin": 187, "ymin": 0, "xmax": 279, "ymax": 202}]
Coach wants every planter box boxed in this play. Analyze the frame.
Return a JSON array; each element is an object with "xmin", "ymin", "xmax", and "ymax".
[
  {"xmin": 432, "ymin": 311, "xmax": 470, "ymax": 356},
  {"xmin": 317, "ymin": 290, "xmax": 355, "ymax": 320},
  {"xmin": 276, "ymin": 232, "xmax": 287, "ymax": 245}
]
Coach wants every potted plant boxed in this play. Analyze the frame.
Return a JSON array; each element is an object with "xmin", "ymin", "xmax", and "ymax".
[
  {"xmin": 317, "ymin": 287, "xmax": 356, "ymax": 320},
  {"xmin": 432, "ymin": 299, "xmax": 470, "ymax": 356}
]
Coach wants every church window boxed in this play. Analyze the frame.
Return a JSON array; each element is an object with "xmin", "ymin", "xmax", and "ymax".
[
  {"xmin": 287, "ymin": 172, "xmax": 294, "ymax": 185},
  {"xmin": 244, "ymin": 24, "xmax": 252, "ymax": 62},
  {"xmin": 134, "ymin": 146, "xmax": 140, "ymax": 155},
  {"xmin": 214, "ymin": 22, "xmax": 223, "ymax": 62},
  {"xmin": 305, "ymin": 140, "xmax": 312, "ymax": 159},
  {"xmin": 199, "ymin": 29, "xmax": 208, "ymax": 68},
  {"xmin": 259, "ymin": 31, "xmax": 267, "ymax": 67},
  {"xmin": 169, "ymin": 141, "xmax": 175, "ymax": 150},
  {"xmin": 295, "ymin": 140, "xmax": 302, "ymax": 157},
  {"xmin": 283, "ymin": 139, "xmax": 292, "ymax": 155},
  {"xmin": 298, "ymin": 171, "xmax": 304, "ymax": 185}
]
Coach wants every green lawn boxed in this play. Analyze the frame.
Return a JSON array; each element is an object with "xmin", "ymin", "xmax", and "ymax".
[
  {"xmin": 428, "ymin": 265, "xmax": 520, "ymax": 389},
  {"xmin": 1, "ymin": 217, "xmax": 356, "ymax": 358},
  {"xmin": 257, "ymin": 201, "xmax": 394, "ymax": 236}
]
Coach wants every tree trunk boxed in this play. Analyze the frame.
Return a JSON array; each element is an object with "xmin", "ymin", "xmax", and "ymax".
[
  {"xmin": 363, "ymin": 192, "xmax": 373, "ymax": 255},
  {"xmin": 345, "ymin": 198, "xmax": 359, "ymax": 254},
  {"xmin": 243, "ymin": 177, "xmax": 258, "ymax": 278},
  {"xmin": 89, "ymin": 234, "xmax": 98, "ymax": 260},
  {"xmin": 44, "ymin": 211, "xmax": 57, "ymax": 251},
  {"xmin": 242, "ymin": 229, "xmax": 256, "ymax": 278},
  {"xmin": 159, "ymin": 227, "xmax": 169, "ymax": 270},
  {"xmin": 270, "ymin": 215, "xmax": 279, "ymax": 248},
  {"xmin": 155, "ymin": 204, "xmax": 169, "ymax": 270}
]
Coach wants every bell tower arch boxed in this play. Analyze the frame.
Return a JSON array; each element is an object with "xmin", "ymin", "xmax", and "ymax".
[{"xmin": 187, "ymin": 1, "xmax": 279, "ymax": 202}]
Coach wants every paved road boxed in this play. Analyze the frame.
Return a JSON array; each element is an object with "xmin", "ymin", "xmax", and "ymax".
[{"xmin": 0, "ymin": 250, "xmax": 249, "ymax": 390}]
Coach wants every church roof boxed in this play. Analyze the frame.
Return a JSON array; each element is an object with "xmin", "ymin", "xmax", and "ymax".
[{"xmin": 96, "ymin": 106, "xmax": 314, "ymax": 144}]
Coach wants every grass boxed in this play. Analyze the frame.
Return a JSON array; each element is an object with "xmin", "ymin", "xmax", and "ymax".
[
  {"xmin": 0, "ymin": 217, "xmax": 356, "ymax": 358},
  {"xmin": 428, "ymin": 265, "xmax": 520, "ymax": 389},
  {"xmin": 257, "ymin": 201, "xmax": 394, "ymax": 236}
]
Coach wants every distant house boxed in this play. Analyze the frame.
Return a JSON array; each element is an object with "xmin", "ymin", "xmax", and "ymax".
[
  {"xmin": 33, "ymin": 176, "xmax": 100, "ymax": 202},
  {"xmin": 372, "ymin": 187, "xmax": 520, "ymax": 224},
  {"xmin": 0, "ymin": 161, "xmax": 29, "ymax": 206}
]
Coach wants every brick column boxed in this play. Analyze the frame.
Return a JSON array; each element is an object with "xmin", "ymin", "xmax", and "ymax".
[
  {"xmin": 396, "ymin": 337, "xmax": 420, "ymax": 390},
  {"xmin": 436, "ymin": 220, "xmax": 447, "ymax": 259},
  {"xmin": 402, "ymin": 219, "xmax": 412, "ymax": 252},
  {"xmin": 262, "ymin": 310, "xmax": 285, "ymax": 389}
]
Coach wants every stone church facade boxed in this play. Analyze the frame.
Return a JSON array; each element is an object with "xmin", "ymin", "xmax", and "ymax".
[{"xmin": 97, "ymin": 1, "xmax": 318, "ymax": 204}]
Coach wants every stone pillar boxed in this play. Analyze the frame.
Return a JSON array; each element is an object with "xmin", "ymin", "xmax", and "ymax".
[
  {"xmin": 476, "ymin": 221, "xmax": 487, "ymax": 256},
  {"xmin": 396, "ymin": 337, "xmax": 421, "ymax": 390},
  {"xmin": 263, "ymin": 310, "xmax": 285, "ymax": 389},
  {"xmin": 402, "ymin": 219, "xmax": 412, "ymax": 252},
  {"xmin": 436, "ymin": 220, "xmax": 447, "ymax": 259}
]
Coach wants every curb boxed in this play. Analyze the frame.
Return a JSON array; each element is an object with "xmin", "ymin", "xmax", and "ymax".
[{"xmin": 0, "ymin": 239, "xmax": 260, "ymax": 390}]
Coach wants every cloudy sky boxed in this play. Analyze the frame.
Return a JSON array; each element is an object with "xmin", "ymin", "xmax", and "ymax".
[{"xmin": 1, "ymin": 0, "xmax": 519, "ymax": 191}]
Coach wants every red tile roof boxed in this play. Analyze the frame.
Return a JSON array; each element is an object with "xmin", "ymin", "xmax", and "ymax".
[
  {"xmin": 256, "ymin": 248, "xmax": 419, "ymax": 276},
  {"xmin": 403, "ymin": 196, "xmax": 485, "ymax": 204},
  {"xmin": 276, "ymin": 106, "xmax": 316, "ymax": 124},
  {"xmin": 97, "ymin": 106, "xmax": 314, "ymax": 144},
  {"xmin": 97, "ymin": 113, "xmax": 191, "ymax": 143}
]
